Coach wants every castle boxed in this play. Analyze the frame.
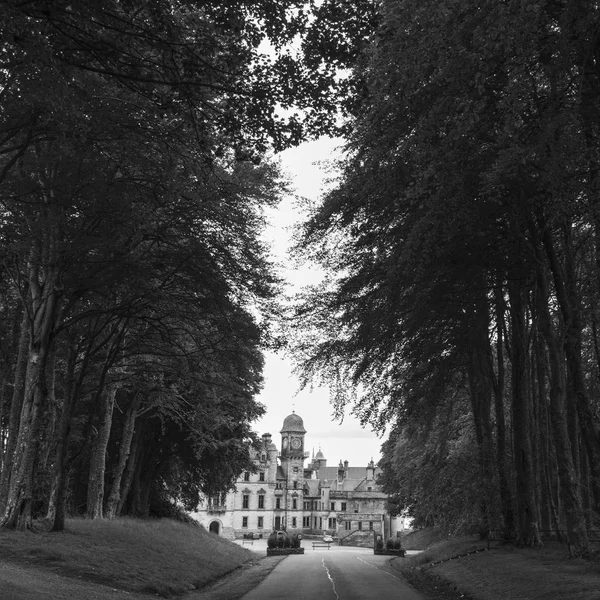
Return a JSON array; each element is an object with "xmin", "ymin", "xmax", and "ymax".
[{"xmin": 193, "ymin": 412, "xmax": 397, "ymax": 545}]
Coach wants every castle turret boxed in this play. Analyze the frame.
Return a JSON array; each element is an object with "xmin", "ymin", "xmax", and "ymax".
[
  {"xmin": 366, "ymin": 458, "xmax": 375, "ymax": 481},
  {"xmin": 262, "ymin": 433, "xmax": 278, "ymax": 481}
]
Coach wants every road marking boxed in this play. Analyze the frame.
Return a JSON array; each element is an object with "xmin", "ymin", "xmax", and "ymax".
[
  {"xmin": 356, "ymin": 557, "xmax": 405, "ymax": 581},
  {"xmin": 321, "ymin": 557, "xmax": 340, "ymax": 600}
]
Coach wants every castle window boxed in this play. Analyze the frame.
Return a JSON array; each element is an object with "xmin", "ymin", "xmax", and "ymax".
[
  {"xmin": 276, "ymin": 498, "xmax": 281, "ymax": 509},
  {"xmin": 319, "ymin": 517, "xmax": 323, "ymax": 529},
  {"xmin": 341, "ymin": 502, "xmax": 347, "ymax": 511},
  {"xmin": 242, "ymin": 516, "xmax": 248, "ymax": 528},
  {"xmin": 292, "ymin": 517, "xmax": 297, "ymax": 528},
  {"xmin": 369, "ymin": 521, "xmax": 374, "ymax": 531},
  {"xmin": 258, "ymin": 495, "xmax": 265, "ymax": 509},
  {"xmin": 259, "ymin": 472, "xmax": 265, "ymax": 482},
  {"xmin": 358, "ymin": 521, "xmax": 363, "ymax": 531},
  {"xmin": 328, "ymin": 517, "xmax": 336, "ymax": 529},
  {"xmin": 261, "ymin": 454, "xmax": 266, "ymax": 462},
  {"xmin": 303, "ymin": 501, "xmax": 310, "ymax": 510},
  {"xmin": 258, "ymin": 517, "xmax": 264, "ymax": 529},
  {"xmin": 293, "ymin": 481, "xmax": 297, "ymax": 489},
  {"xmin": 292, "ymin": 498, "xmax": 297, "ymax": 510},
  {"xmin": 330, "ymin": 502, "xmax": 335, "ymax": 511},
  {"xmin": 345, "ymin": 521, "xmax": 351, "ymax": 531},
  {"xmin": 243, "ymin": 472, "xmax": 250, "ymax": 482},
  {"xmin": 242, "ymin": 495, "xmax": 249, "ymax": 509},
  {"xmin": 367, "ymin": 486, "xmax": 372, "ymax": 491}
]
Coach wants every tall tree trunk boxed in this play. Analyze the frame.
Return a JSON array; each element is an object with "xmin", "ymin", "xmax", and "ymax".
[
  {"xmin": 535, "ymin": 263, "xmax": 589, "ymax": 555},
  {"xmin": 0, "ymin": 258, "xmax": 60, "ymax": 529},
  {"xmin": 105, "ymin": 392, "xmax": 141, "ymax": 519},
  {"xmin": 542, "ymin": 223, "xmax": 600, "ymax": 512},
  {"xmin": 467, "ymin": 288, "xmax": 495, "ymax": 537},
  {"xmin": 49, "ymin": 332, "xmax": 82, "ymax": 531},
  {"xmin": 116, "ymin": 425, "xmax": 142, "ymax": 517},
  {"xmin": 535, "ymin": 336, "xmax": 552, "ymax": 533},
  {"xmin": 507, "ymin": 270, "xmax": 541, "ymax": 547},
  {"xmin": 0, "ymin": 309, "xmax": 29, "ymax": 514},
  {"xmin": 493, "ymin": 286, "xmax": 515, "ymax": 538},
  {"xmin": 39, "ymin": 345, "xmax": 58, "ymax": 473},
  {"xmin": 86, "ymin": 384, "xmax": 117, "ymax": 519},
  {"xmin": 0, "ymin": 301, "xmax": 24, "ymax": 475}
]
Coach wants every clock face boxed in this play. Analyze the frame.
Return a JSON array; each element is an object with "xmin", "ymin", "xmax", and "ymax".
[{"xmin": 291, "ymin": 437, "xmax": 302, "ymax": 450}]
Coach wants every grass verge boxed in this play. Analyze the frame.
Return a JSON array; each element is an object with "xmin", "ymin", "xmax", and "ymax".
[
  {"xmin": 393, "ymin": 529, "xmax": 600, "ymax": 600},
  {"xmin": 0, "ymin": 517, "xmax": 254, "ymax": 598}
]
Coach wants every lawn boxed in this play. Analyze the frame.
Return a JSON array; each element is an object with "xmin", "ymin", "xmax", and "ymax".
[
  {"xmin": 394, "ymin": 529, "xmax": 600, "ymax": 600},
  {"xmin": 0, "ymin": 518, "xmax": 254, "ymax": 598}
]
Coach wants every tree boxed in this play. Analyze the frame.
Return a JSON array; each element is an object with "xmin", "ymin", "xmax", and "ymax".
[
  {"xmin": 290, "ymin": 0, "xmax": 600, "ymax": 554},
  {"xmin": 0, "ymin": 0, "xmax": 312, "ymax": 528}
]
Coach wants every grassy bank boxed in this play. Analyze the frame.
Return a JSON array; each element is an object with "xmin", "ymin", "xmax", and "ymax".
[
  {"xmin": 0, "ymin": 518, "xmax": 253, "ymax": 597},
  {"xmin": 394, "ymin": 529, "xmax": 600, "ymax": 600}
]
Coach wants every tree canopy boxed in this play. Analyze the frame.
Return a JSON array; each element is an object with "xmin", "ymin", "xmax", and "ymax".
[
  {"xmin": 291, "ymin": 0, "xmax": 600, "ymax": 554},
  {"xmin": 0, "ymin": 0, "xmax": 340, "ymax": 529}
]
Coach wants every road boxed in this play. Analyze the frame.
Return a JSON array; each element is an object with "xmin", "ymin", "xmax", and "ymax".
[{"xmin": 239, "ymin": 543, "xmax": 425, "ymax": 600}]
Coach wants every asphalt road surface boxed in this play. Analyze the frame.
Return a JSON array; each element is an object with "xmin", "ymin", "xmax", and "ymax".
[{"xmin": 240, "ymin": 545, "xmax": 425, "ymax": 600}]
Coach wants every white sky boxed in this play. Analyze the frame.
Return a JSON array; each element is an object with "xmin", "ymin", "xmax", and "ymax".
[{"xmin": 253, "ymin": 137, "xmax": 385, "ymax": 468}]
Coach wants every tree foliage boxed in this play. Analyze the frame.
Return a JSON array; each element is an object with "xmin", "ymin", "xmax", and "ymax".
[
  {"xmin": 291, "ymin": 0, "xmax": 600, "ymax": 554},
  {"xmin": 0, "ymin": 0, "xmax": 333, "ymax": 529}
]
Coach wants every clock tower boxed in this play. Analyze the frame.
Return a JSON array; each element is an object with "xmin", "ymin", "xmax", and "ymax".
[{"xmin": 279, "ymin": 412, "xmax": 307, "ymax": 530}]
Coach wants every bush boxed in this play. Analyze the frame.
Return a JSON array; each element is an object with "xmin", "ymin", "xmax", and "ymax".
[
  {"xmin": 394, "ymin": 539, "xmax": 402, "ymax": 550},
  {"xmin": 386, "ymin": 539, "xmax": 394, "ymax": 550}
]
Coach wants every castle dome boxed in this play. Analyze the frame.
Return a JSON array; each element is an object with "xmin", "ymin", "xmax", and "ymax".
[
  {"xmin": 280, "ymin": 411, "xmax": 306, "ymax": 433},
  {"xmin": 315, "ymin": 449, "xmax": 325, "ymax": 459}
]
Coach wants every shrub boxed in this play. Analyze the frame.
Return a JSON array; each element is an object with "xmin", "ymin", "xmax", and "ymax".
[{"xmin": 386, "ymin": 538, "xmax": 394, "ymax": 550}]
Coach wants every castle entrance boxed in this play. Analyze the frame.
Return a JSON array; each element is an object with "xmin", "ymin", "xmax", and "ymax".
[{"xmin": 209, "ymin": 521, "xmax": 220, "ymax": 535}]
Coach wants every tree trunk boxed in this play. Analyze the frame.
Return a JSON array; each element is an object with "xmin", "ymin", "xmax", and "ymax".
[
  {"xmin": 507, "ymin": 271, "xmax": 541, "ymax": 547},
  {"xmin": 493, "ymin": 286, "xmax": 514, "ymax": 538},
  {"xmin": 0, "ymin": 309, "xmax": 29, "ymax": 514},
  {"xmin": 542, "ymin": 223, "xmax": 600, "ymax": 512},
  {"xmin": 49, "ymin": 333, "xmax": 81, "ymax": 531},
  {"xmin": 86, "ymin": 384, "xmax": 117, "ymax": 519},
  {"xmin": 105, "ymin": 392, "xmax": 141, "ymax": 519},
  {"xmin": 116, "ymin": 425, "xmax": 142, "ymax": 517},
  {"xmin": 39, "ymin": 346, "xmax": 58, "ymax": 473},
  {"xmin": 466, "ymin": 288, "xmax": 495, "ymax": 537},
  {"xmin": 0, "ymin": 259, "xmax": 60, "ymax": 529},
  {"xmin": 535, "ymin": 265, "xmax": 589, "ymax": 555}
]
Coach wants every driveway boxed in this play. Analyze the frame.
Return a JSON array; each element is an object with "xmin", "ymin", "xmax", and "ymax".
[{"xmin": 235, "ymin": 540, "xmax": 424, "ymax": 600}]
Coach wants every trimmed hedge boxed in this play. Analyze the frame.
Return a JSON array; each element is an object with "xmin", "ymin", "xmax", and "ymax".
[{"xmin": 267, "ymin": 548, "xmax": 305, "ymax": 556}]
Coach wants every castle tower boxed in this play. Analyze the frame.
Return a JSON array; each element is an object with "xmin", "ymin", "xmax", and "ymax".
[{"xmin": 279, "ymin": 412, "xmax": 307, "ymax": 530}]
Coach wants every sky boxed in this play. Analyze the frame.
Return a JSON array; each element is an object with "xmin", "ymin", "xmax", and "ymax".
[{"xmin": 252, "ymin": 138, "xmax": 386, "ymax": 468}]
